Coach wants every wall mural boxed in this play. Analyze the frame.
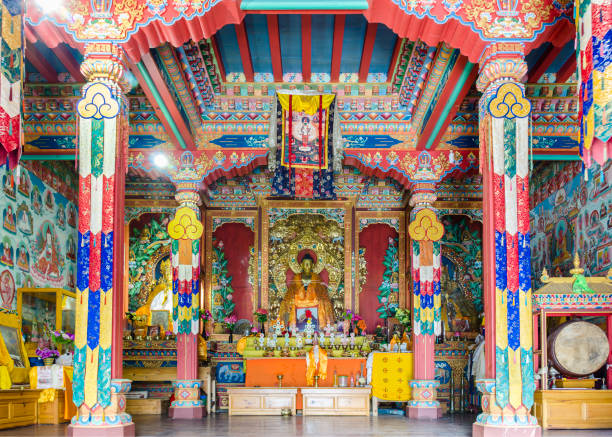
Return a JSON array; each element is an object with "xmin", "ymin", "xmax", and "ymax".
[
  {"xmin": 440, "ymin": 215, "xmax": 483, "ymax": 332},
  {"xmin": 128, "ymin": 215, "xmax": 171, "ymax": 312},
  {"xmin": 530, "ymin": 160, "xmax": 612, "ymax": 286},
  {"xmin": 0, "ymin": 165, "xmax": 77, "ymax": 312}
]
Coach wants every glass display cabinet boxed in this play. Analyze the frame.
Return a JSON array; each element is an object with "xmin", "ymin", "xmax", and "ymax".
[{"xmin": 17, "ymin": 288, "xmax": 76, "ymax": 356}]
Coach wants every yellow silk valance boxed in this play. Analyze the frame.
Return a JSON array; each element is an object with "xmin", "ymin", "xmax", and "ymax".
[{"xmin": 277, "ymin": 93, "xmax": 335, "ymax": 115}]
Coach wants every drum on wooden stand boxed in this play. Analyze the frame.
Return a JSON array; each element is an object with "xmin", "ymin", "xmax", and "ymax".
[{"xmin": 547, "ymin": 320, "xmax": 609, "ymax": 377}]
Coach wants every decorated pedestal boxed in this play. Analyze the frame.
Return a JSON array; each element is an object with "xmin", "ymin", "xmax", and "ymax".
[
  {"xmin": 168, "ymin": 379, "xmax": 204, "ymax": 419},
  {"xmin": 407, "ymin": 379, "xmax": 441, "ymax": 419},
  {"xmin": 68, "ymin": 379, "xmax": 134, "ymax": 437},
  {"xmin": 473, "ymin": 379, "xmax": 540, "ymax": 437}
]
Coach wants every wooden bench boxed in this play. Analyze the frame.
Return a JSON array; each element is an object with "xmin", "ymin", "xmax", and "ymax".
[
  {"xmin": 301, "ymin": 387, "xmax": 371, "ymax": 416},
  {"xmin": 0, "ymin": 389, "xmax": 40, "ymax": 429},
  {"xmin": 126, "ymin": 398, "xmax": 170, "ymax": 415},
  {"xmin": 227, "ymin": 387, "xmax": 297, "ymax": 416}
]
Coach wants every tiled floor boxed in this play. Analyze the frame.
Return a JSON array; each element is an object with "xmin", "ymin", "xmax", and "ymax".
[{"xmin": 0, "ymin": 415, "xmax": 611, "ymax": 437}]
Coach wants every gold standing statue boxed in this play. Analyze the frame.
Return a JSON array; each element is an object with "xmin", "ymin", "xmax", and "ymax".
[{"xmin": 279, "ymin": 253, "xmax": 334, "ymax": 329}]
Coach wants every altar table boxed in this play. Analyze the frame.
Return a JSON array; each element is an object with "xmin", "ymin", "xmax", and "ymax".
[{"xmin": 244, "ymin": 357, "xmax": 366, "ymax": 409}]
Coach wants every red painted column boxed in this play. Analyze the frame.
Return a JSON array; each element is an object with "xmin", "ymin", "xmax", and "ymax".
[
  {"xmin": 167, "ymin": 166, "xmax": 205, "ymax": 420},
  {"xmin": 407, "ymin": 182, "xmax": 443, "ymax": 419}
]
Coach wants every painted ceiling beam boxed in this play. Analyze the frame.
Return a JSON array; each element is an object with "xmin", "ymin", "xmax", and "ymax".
[
  {"xmin": 266, "ymin": 15, "xmax": 283, "ymax": 82},
  {"xmin": 235, "ymin": 21, "xmax": 255, "ymax": 82},
  {"xmin": 241, "ymin": 0, "xmax": 368, "ymax": 10},
  {"xmin": 359, "ymin": 23, "xmax": 377, "ymax": 83},
  {"xmin": 527, "ymin": 44, "xmax": 564, "ymax": 83},
  {"xmin": 330, "ymin": 15, "xmax": 345, "ymax": 82},
  {"xmin": 210, "ymin": 36, "xmax": 227, "ymax": 81},
  {"xmin": 302, "ymin": 15, "xmax": 312, "ymax": 83},
  {"xmin": 418, "ymin": 56, "xmax": 477, "ymax": 150},
  {"xmin": 50, "ymin": 44, "xmax": 85, "ymax": 82},
  {"xmin": 26, "ymin": 42, "xmax": 58, "ymax": 83},
  {"xmin": 128, "ymin": 59, "xmax": 184, "ymax": 150},
  {"xmin": 556, "ymin": 54, "xmax": 576, "ymax": 83},
  {"xmin": 140, "ymin": 53, "xmax": 196, "ymax": 149}
]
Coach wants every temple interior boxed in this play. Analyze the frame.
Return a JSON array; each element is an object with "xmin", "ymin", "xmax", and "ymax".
[{"xmin": 0, "ymin": 1, "xmax": 609, "ymax": 436}]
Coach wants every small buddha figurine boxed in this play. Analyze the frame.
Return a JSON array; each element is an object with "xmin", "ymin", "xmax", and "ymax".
[
  {"xmin": 284, "ymin": 332, "xmax": 290, "ymax": 347},
  {"xmin": 330, "ymin": 331, "xmax": 336, "ymax": 347},
  {"xmin": 258, "ymin": 333, "xmax": 265, "ymax": 349},
  {"xmin": 349, "ymin": 332, "xmax": 356, "ymax": 349},
  {"xmin": 296, "ymin": 333, "xmax": 304, "ymax": 349}
]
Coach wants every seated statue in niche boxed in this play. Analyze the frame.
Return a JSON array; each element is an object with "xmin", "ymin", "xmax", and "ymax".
[{"xmin": 279, "ymin": 253, "xmax": 334, "ymax": 330}]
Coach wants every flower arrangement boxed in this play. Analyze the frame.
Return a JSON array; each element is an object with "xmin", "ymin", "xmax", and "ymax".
[
  {"xmin": 343, "ymin": 309, "xmax": 354, "ymax": 321},
  {"xmin": 200, "ymin": 309, "xmax": 213, "ymax": 323},
  {"xmin": 223, "ymin": 314, "xmax": 237, "ymax": 332},
  {"xmin": 50, "ymin": 330, "xmax": 74, "ymax": 349},
  {"xmin": 394, "ymin": 308, "xmax": 412, "ymax": 332},
  {"xmin": 253, "ymin": 308, "xmax": 269, "ymax": 324},
  {"xmin": 36, "ymin": 347, "xmax": 59, "ymax": 360}
]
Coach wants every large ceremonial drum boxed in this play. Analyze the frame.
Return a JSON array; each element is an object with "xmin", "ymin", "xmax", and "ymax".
[{"xmin": 548, "ymin": 320, "xmax": 610, "ymax": 377}]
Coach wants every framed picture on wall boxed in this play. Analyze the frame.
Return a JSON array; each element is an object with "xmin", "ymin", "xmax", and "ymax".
[
  {"xmin": 147, "ymin": 325, "xmax": 160, "ymax": 338},
  {"xmin": 0, "ymin": 324, "xmax": 26, "ymax": 367}
]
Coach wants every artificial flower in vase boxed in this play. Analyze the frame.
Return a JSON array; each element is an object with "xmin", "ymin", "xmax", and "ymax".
[
  {"xmin": 200, "ymin": 309, "xmax": 213, "ymax": 339},
  {"xmin": 50, "ymin": 329, "xmax": 75, "ymax": 353},
  {"xmin": 253, "ymin": 308, "xmax": 269, "ymax": 334},
  {"xmin": 36, "ymin": 347, "xmax": 59, "ymax": 366},
  {"xmin": 224, "ymin": 315, "xmax": 237, "ymax": 343}
]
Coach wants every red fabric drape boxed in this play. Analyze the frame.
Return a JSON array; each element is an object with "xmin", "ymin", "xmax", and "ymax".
[
  {"xmin": 213, "ymin": 223, "xmax": 254, "ymax": 322},
  {"xmin": 359, "ymin": 224, "xmax": 399, "ymax": 333}
]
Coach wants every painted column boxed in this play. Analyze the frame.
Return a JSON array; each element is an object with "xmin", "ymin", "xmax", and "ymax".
[
  {"xmin": 407, "ymin": 181, "xmax": 443, "ymax": 419},
  {"xmin": 474, "ymin": 44, "xmax": 539, "ymax": 437},
  {"xmin": 167, "ymin": 153, "xmax": 204, "ymax": 419},
  {"xmin": 70, "ymin": 43, "xmax": 134, "ymax": 437}
]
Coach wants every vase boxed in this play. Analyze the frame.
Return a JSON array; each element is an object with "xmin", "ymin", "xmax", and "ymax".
[
  {"xmin": 43, "ymin": 358, "xmax": 54, "ymax": 366},
  {"xmin": 343, "ymin": 320, "xmax": 349, "ymax": 335},
  {"xmin": 260, "ymin": 322, "xmax": 265, "ymax": 335},
  {"xmin": 229, "ymin": 332, "xmax": 234, "ymax": 343}
]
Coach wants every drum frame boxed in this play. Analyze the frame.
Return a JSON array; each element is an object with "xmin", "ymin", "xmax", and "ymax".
[{"xmin": 534, "ymin": 308, "xmax": 612, "ymax": 391}]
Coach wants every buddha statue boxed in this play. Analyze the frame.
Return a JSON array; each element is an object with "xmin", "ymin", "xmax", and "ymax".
[{"xmin": 279, "ymin": 254, "xmax": 334, "ymax": 329}]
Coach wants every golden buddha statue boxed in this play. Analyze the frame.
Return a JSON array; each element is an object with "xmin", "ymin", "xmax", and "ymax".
[{"xmin": 279, "ymin": 254, "xmax": 334, "ymax": 329}]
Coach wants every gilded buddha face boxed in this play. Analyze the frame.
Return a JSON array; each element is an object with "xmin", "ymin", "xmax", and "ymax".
[{"xmin": 300, "ymin": 254, "xmax": 315, "ymax": 275}]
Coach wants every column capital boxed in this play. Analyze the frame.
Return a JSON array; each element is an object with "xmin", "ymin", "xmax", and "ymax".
[
  {"xmin": 409, "ymin": 182, "xmax": 437, "ymax": 210},
  {"xmin": 81, "ymin": 42, "xmax": 130, "ymax": 91},
  {"xmin": 175, "ymin": 183, "xmax": 202, "ymax": 210},
  {"xmin": 476, "ymin": 42, "xmax": 527, "ymax": 93}
]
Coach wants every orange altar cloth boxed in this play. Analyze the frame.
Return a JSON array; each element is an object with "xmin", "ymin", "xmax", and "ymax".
[{"xmin": 244, "ymin": 357, "xmax": 367, "ymax": 409}]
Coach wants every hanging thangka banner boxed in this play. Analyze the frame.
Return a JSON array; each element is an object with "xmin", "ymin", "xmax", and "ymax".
[
  {"xmin": 270, "ymin": 91, "xmax": 339, "ymax": 199},
  {"xmin": 0, "ymin": 0, "xmax": 22, "ymax": 169}
]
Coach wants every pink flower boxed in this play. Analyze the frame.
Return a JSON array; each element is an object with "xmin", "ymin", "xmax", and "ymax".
[
  {"xmin": 381, "ymin": 297, "xmax": 388, "ymax": 303},
  {"xmin": 227, "ymin": 294, "xmax": 233, "ymax": 301}
]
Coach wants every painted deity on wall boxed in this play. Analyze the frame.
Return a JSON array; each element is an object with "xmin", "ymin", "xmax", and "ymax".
[
  {"xmin": 2, "ymin": 206, "xmax": 16, "ymax": 234},
  {"xmin": 31, "ymin": 186, "xmax": 42, "ymax": 214},
  {"xmin": 43, "ymin": 189, "xmax": 54, "ymax": 211},
  {"xmin": 0, "ymin": 270, "xmax": 15, "ymax": 310},
  {"xmin": 16, "ymin": 243, "xmax": 29, "ymax": 272},
  {"xmin": 56, "ymin": 203, "xmax": 66, "ymax": 230},
  {"xmin": 2, "ymin": 173, "xmax": 15, "ymax": 200},
  {"xmin": 18, "ymin": 172, "xmax": 30, "ymax": 197},
  {"xmin": 67, "ymin": 203, "xmax": 76, "ymax": 228},
  {"xmin": 31, "ymin": 221, "xmax": 64, "ymax": 286},
  {"xmin": 66, "ymin": 235, "xmax": 76, "ymax": 261},
  {"xmin": 0, "ymin": 238, "xmax": 13, "ymax": 267},
  {"xmin": 16, "ymin": 203, "xmax": 32, "ymax": 235}
]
